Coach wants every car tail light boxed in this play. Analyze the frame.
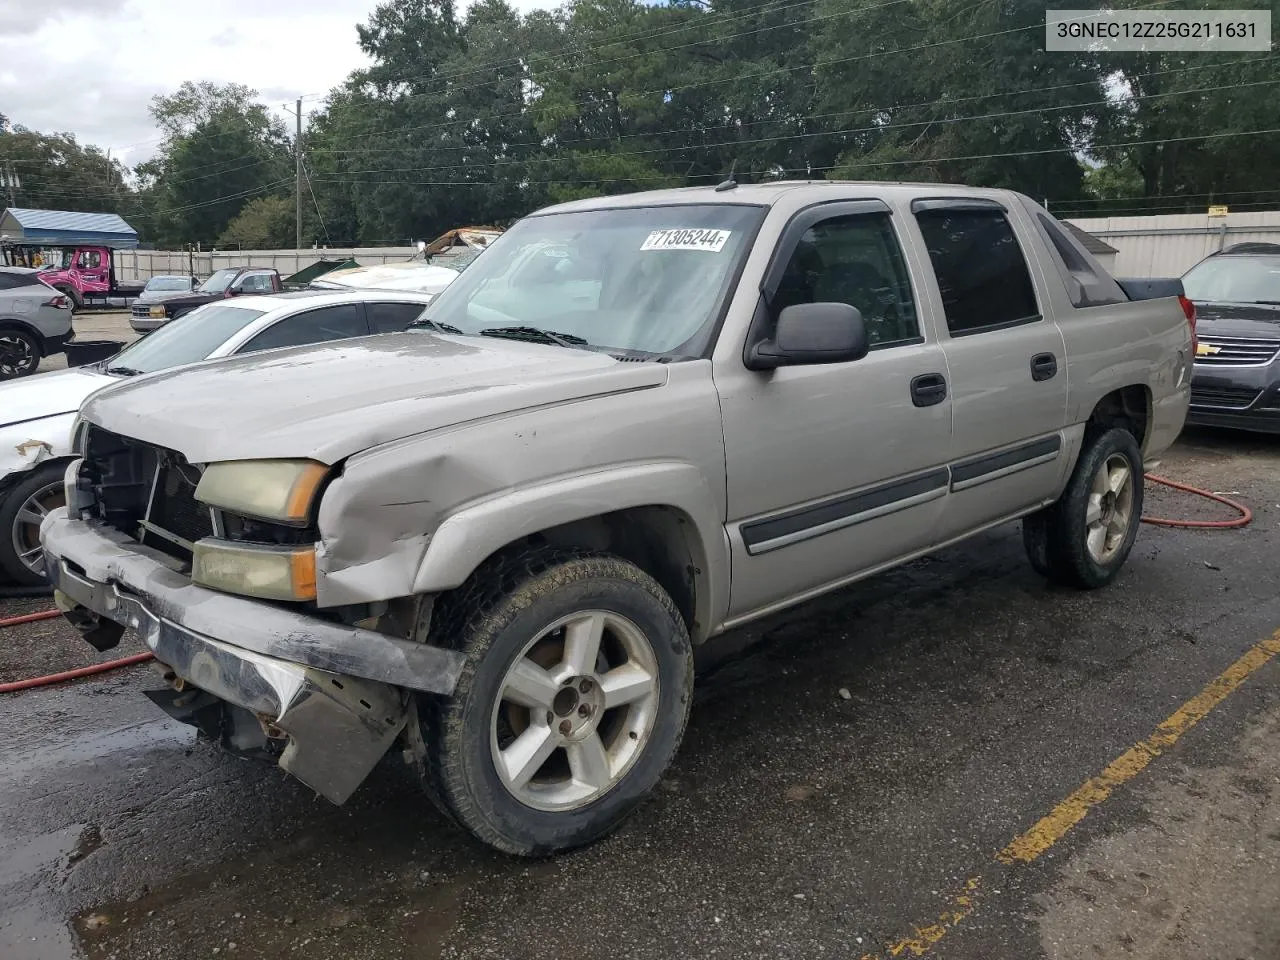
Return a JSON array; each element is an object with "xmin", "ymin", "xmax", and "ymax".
[
  {"xmin": 1178, "ymin": 294, "xmax": 1196, "ymax": 353},
  {"xmin": 44, "ymin": 294, "xmax": 73, "ymax": 310}
]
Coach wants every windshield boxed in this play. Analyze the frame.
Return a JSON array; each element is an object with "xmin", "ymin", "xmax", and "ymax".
[
  {"xmin": 107, "ymin": 303, "xmax": 267, "ymax": 374},
  {"xmin": 144, "ymin": 276, "xmax": 192, "ymax": 292},
  {"xmin": 199, "ymin": 269, "xmax": 239, "ymax": 293},
  {"xmin": 1182, "ymin": 256, "xmax": 1280, "ymax": 304},
  {"xmin": 420, "ymin": 204, "xmax": 765, "ymax": 357}
]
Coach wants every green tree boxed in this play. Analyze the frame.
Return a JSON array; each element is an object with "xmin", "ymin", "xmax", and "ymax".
[
  {"xmin": 139, "ymin": 82, "xmax": 291, "ymax": 247},
  {"xmin": 0, "ymin": 129, "xmax": 133, "ymax": 216},
  {"xmin": 217, "ymin": 195, "xmax": 298, "ymax": 249}
]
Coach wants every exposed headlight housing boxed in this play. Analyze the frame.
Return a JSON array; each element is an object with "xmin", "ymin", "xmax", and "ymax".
[
  {"xmin": 195, "ymin": 459, "xmax": 328, "ymax": 524},
  {"xmin": 192, "ymin": 541, "xmax": 317, "ymax": 601}
]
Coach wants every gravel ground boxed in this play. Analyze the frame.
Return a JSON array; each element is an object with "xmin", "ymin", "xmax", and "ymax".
[{"xmin": 0, "ymin": 427, "xmax": 1278, "ymax": 960}]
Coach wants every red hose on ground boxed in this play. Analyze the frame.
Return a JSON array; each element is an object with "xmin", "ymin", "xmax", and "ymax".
[
  {"xmin": 0, "ymin": 609, "xmax": 62, "ymax": 626},
  {"xmin": 0, "ymin": 651, "xmax": 154, "ymax": 694},
  {"xmin": 0, "ymin": 473, "xmax": 1253, "ymax": 693},
  {"xmin": 1142, "ymin": 473, "xmax": 1253, "ymax": 529}
]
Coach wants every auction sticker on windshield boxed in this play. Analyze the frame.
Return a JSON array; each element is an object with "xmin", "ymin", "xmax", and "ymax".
[{"xmin": 640, "ymin": 229, "xmax": 732, "ymax": 253}]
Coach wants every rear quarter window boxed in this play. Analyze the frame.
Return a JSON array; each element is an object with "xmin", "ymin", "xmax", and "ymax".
[{"xmin": 1031, "ymin": 212, "xmax": 1127, "ymax": 308}]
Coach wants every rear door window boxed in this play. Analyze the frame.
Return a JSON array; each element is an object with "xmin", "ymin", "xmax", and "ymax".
[
  {"xmin": 366, "ymin": 301, "xmax": 427, "ymax": 333},
  {"xmin": 238, "ymin": 303, "xmax": 370, "ymax": 353},
  {"xmin": 914, "ymin": 205, "xmax": 1040, "ymax": 336}
]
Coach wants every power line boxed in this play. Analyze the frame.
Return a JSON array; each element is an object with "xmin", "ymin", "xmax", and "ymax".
[
  {"xmin": 307, "ymin": 127, "xmax": 1280, "ymax": 188},
  {"xmin": 305, "ymin": 0, "xmax": 1196, "ymax": 149},
  {"xmin": 1060, "ymin": 199, "xmax": 1280, "ymax": 216},
  {"xmin": 307, "ymin": 54, "xmax": 1277, "ymax": 158},
  {"xmin": 296, "ymin": 0, "xmax": 828, "ymax": 103},
  {"xmin": 304, "ymin": 78, "xmax": 1280, "ymax": 181},
  {"xmin": 1051, "ymin": 187, "xmax": 1280, "ymax": 209}
]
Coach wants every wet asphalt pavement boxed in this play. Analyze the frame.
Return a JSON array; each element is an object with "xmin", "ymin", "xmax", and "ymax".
[{"xmin": 1, "ymin": 428, "xmax": 1278, "ymax": 960}]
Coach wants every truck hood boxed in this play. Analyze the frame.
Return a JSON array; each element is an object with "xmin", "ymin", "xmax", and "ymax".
[
  {"xmin": 79, "ymin": 332, "xmax": 669, "ymax": 464},
  {"xmin": 0, "ymin": 367, "xmax": 116, "ymax": 429},
  {"xmin": 1193, "ymin": 302, "xmax": 1280, "ymax": 339},
  {"xmin": 155, "ymin": 291, "xmax": 223, "ymax": 311},
  {"xmin": 135, "ymin": 288, "xmax": 195, "ymax": 305}
]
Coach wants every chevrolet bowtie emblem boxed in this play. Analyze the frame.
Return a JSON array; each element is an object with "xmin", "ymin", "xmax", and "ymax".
[{"xmin": 1196, "ymin": 343, "xmax": 1220, "ymax": 356}]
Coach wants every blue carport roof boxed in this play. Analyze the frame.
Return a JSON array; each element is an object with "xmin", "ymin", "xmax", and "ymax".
[{"xmin": 0, "ymin": 208, "xmax": 139, "ymax": 248}]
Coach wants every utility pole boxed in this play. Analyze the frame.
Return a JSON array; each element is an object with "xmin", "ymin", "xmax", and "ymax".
[
  {"xmin": 295, "ymin": 98, "xmax": 303, "ymax": 250},
  {"xmin": 3, "ymin": 161, "xmax": 17, "ymax": 208}
]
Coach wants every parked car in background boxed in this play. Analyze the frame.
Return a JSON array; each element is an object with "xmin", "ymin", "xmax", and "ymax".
[
  {"xmin": 1182, "ymin": 242, "xmax": 1280, "ymax": 433},
  {"xmin": 44, "ymin": 182, "xmax": 1192, "ymax": 855},
  {"xmin": 0, "ymin": 266, "xmax": 74, "ymax": 380},
  {"xmin": 134, "ymin": 274, "xmax": 199, "ymax": 307},
  {"xmin": 0, "ymin": 289, "xmax": 432, "ymax": 585},
  {"xmin": 309, "ymin": 259, "xmax": 461, "ymax": 296},
  {"xmin": 130, "ymin": 267, "xmax": 282, "ymax": 332}
]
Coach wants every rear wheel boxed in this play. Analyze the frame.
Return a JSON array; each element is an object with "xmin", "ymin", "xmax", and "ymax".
[
  {"xmin": 422, "ymin": 548, "xmax": 693, "ymax": 856},
  {"xmin": 0, "ymin": 328, "xmax": 41, "ymax": 379},
  {"xmin": 1023, "ymin": 427, "xmax": 1144, "ymax": 589},
  {"xmin": 0, "ymin": 463, "xmax": 67, "ymax": 585},
  {"xmin": 55, "ymin": 285, "xmax": 83, "ymax": 310}
]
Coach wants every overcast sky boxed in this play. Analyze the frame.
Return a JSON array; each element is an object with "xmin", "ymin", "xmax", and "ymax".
[{"xmin": 0, "ymin": 0, "xmax": 557, "ymax": 168}]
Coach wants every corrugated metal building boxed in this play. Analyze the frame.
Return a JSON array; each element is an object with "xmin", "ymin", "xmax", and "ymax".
[
  {"xmin": 0, "ymin": 208, "xmax": 139, "ymax": 248},
  {"xmin": 1065, "ymin": 210, "xmax": 1280, "ymax": 278}
]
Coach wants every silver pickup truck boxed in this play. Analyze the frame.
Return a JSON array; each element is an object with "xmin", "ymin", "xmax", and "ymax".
[{"xmin": 42, "ymin": 182, "xmax": 1193, "ymax": 855}]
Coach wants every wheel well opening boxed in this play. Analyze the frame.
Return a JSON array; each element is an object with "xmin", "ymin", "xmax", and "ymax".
[
  {"xmin": 1087, "ymin": 385, "xmax": 1150, "ymax": 450},
  {"xmin": 521, "ymin": 506, "xmax": 705, "ymax": 640},
  {"xmin": 0, "ymin": 320, "xmax": 44, "ymax": 353}
]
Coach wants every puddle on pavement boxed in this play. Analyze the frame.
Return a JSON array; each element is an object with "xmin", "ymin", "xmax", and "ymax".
[{"xmin": 0, "ymin": 823, "xmax": 98, "ymax": 960}]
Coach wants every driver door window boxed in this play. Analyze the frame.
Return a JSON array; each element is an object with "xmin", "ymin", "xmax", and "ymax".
[
  {"xmin": 772, "ymin": 213, "xmax": 921, "ymax": 349},
  {"xmin": 237, "ymin": 304, "xmax": 369, "ymax": 353}
]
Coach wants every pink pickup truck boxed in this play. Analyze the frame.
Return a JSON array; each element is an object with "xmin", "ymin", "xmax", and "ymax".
[{"xmin": 35, "ymin": 245, "xmax": 144, "ymax": 309}]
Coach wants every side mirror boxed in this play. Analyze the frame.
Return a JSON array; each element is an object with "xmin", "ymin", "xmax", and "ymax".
[{"xmin": 746, "ymin": 302, "xmax": 869, "ymax": 371}]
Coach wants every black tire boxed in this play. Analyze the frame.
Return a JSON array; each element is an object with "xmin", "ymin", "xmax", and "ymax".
[
  {"xmin": 1022, "ymin": 427, "xmax": 1144, "ymax": 589},
  {"xmin": 0, "ymin": 463, "xmax": 67, "ymax": 586},
  {"xmin": 421, "ymin": 547, "xmax": 693, "ymax": 857},
  {"xmin": 0, "ymin": 327, "xmax": 41, "ymax": 379},
  {"xmin": 55, "ymin": 285, "xmax": 84, "ymax": 310}
]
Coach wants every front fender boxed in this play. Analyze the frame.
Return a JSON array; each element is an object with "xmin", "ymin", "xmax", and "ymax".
[
  {"xmin": 411, "ymin": 461, "xmax": 728, "ymax": 628},
  {"xmin": 0, "ymin": 413, "xmax": 79, "ymax": 487}
]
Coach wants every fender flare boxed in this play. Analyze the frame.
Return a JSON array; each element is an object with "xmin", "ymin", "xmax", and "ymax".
[{"xmin": 410, "ymin": 461, "xmax": 729, "ymax": 634}]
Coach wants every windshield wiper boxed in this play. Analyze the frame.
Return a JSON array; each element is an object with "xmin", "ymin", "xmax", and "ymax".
[
  {"xmin": 1253, "ymin": 300, "xmax": 1280, "ymax": 306},
  {"xmin": 407, "ymin": 318, "xmax": 465, "ymax": 334},
  {"xmin": 105, "ymin": 365, "xmax": 144, "ymax": 376},
  {"xmin": 479, "ymin": 326, "xmax": 588, "ymax": 348}
]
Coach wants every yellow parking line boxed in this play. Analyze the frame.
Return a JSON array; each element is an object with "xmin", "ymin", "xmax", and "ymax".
[{"xmin": 858, "ymin": 629, "xmax": 1280, "ymax": 960}]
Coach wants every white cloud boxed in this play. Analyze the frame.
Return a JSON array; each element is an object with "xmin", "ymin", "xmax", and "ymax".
[{"xmin": 0, "ymin": 0, "xmax": 559, "ymax": 169}]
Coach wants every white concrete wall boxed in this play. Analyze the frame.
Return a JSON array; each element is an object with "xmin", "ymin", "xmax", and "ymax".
[
  {"xmin": 112, "ymin": 246, "xmax": 424, "ymax": 282},
  {"xmin": 1064, "ymin": 211, "xmax": 1280, "ymax": 278},
  {"xmin": 114, "ymin": 210, "xmax": 1280, "ymax": 284}
]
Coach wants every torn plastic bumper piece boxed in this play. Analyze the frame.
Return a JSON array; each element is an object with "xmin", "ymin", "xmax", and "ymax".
[{"xmin": 41, "ymin": 510, "xmax": 466, "ymax": 804}]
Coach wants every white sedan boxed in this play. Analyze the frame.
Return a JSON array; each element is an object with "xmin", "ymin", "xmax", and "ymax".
[{"xmin": 0, "ymin": 288, "xmax": 435, "ymax": 586}]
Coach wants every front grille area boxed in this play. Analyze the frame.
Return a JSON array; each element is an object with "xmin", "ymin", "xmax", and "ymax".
[
  {"xmin": 1195, "ymin": 335, "xmax": 1280, "ymax": 366},
  {"xmin": 1189, "ymin": 385, "xmax": 1262, "ymax": 409},
  {"xmin": 82, "ymin": 425, "xmax": 210, "ymax": 565}
]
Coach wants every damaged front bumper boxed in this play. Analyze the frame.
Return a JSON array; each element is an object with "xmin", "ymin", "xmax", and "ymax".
[{"xmin": 41, "ymin": 508, "xmax": 465, "ymax": 804}]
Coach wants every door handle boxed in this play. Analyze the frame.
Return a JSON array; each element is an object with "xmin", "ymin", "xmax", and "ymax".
[
  {"xmin": 1031, "ymin": 352, "xmax": 1058, "ymax": 382},
  {"xmin": 910, "ymin": 373, "xmax": 948, "ymax": 408}
]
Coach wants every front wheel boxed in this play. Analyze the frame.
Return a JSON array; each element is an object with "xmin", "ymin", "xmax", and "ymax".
[
  {"xmin": 1023, "ymin": 427, "xmax": 1144, "ymax": 589},
  {"xmin": 422, "ymin": 549, "xmax": 693, "ymax": 856},
  {"xmin": 0, "ymin": 462, "xmax": 67, "ymax": 585}
]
